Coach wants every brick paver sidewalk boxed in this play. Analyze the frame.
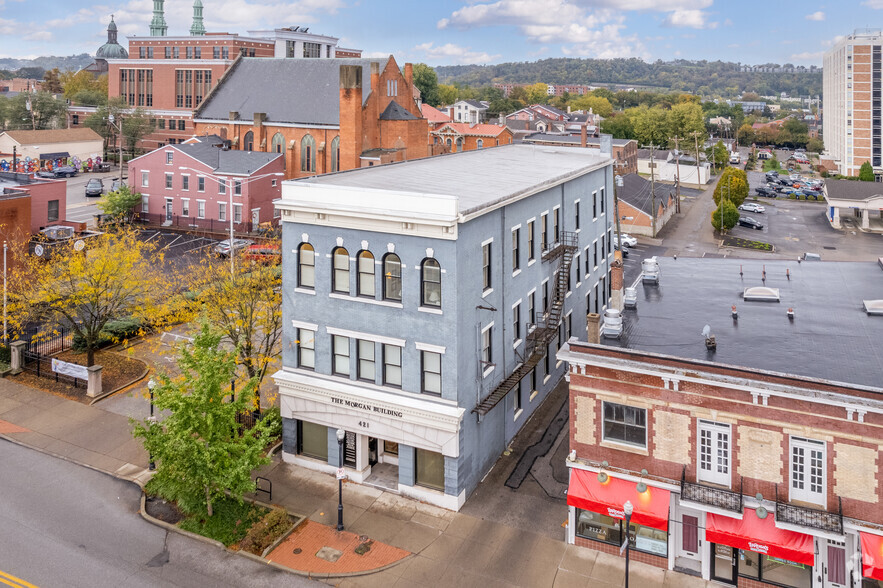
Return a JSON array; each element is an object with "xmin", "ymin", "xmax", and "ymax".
[{"xmin": 267, "ymin": 519, "xmax": 410, "ymax": 576}]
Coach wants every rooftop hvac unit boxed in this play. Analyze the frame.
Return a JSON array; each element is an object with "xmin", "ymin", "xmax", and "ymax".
[
  {"xmin": 641, "ymin": 257, "xmax": 660, "ymax": 284},
  {"xmin": 743, "ymin": 286, "xmax": 781, "ymax": 302},
  {"xmin": 600, "ymin": 308, "xmax": 623, "ymax": 339},
  {"xmin": 624, "ymin": 287, "xmax": 638, "ymax": 309},
  {"xmin": 863, "ymin": 300, "xmax": 883, "ymax": 316}
]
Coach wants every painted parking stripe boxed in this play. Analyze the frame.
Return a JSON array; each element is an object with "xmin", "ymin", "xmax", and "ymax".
[{"xmin": 0, "ymin": 569, "xmax": 39, "ymax": 588}]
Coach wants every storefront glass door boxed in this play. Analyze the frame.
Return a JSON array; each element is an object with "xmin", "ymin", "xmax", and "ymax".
[
  {"xmin": 827, "ymin": 540, "xmax": 847, "ymax": 588},
  {"xmin": 711, "ymin": 544, "xmax": 738, "ymax": 584}
]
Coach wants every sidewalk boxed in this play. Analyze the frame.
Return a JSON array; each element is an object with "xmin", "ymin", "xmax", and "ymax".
[{"xmin": 0, "ymin": 374, "xmax": 719, "ymax": 587}]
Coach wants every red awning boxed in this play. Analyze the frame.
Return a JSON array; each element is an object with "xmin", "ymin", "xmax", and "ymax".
[
  {"xmin": 706, "ymin": 509, "xmax": 814, "ymax": 566},
  {"xmin": 861, "ymin": 532, "xmax": 883, "ymax": 580},
  {"xmin": 567, "ymin": 468, "xmax": 671, "ymax": 532}
]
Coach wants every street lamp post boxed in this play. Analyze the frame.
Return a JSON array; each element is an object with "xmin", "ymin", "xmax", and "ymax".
[
  {"xmin": 107, "ymin": 114, "xmax": 124, "ymax": 186},
  {"xmin": 623, "ymin": 500, "xmax": 633, "ymax": 588},
  {"xmin": 3, "ymin": 240, "xmax": 7, "ymax": 344},
  {"xmin": 147, "ymin": 378, "xmax": 156, "ymax": 471},
  {"xmin": 336, "ymin": 428, "xmax": 345, "ymax": 531}
]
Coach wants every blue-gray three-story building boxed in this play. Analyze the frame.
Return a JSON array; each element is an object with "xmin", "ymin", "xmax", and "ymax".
[{"xmin": 274, "ymin": 144, "xmax": 614, "ymax": 510}]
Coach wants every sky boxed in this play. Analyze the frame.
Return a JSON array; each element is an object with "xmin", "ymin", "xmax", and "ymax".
[{"xmin": 0, "ymin": 0, "xmax": 882, "ymax": 66}]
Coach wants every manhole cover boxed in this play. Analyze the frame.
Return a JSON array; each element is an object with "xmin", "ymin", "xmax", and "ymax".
[
  {"xmin": 316, "ymin": 547, "xmax": 343, "ymax": 563},
  {"xmin": 293, "ymin": 548, "xmax": 302, "ymax": 554}
]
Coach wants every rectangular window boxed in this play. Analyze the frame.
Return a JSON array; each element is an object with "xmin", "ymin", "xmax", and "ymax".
[
  {"xmin": 790, "ymin": 437, "xmax": 826, "ymax": 505},
  {"xmin": 421, "ymin": 351, "xmax": 441, "ymax": 395},
  {"xmin": 297, "ymin": 328, "xmax": 315, "ymax": 369},
  {"xmin": 218, "ymin": 179, "xmax": 226, "ymax": 194},
  {"xmin": 297, "ymin": 420, "xmax": 327, "ymax": 460},
  {"xmin": 178, "ymin": 120, "xmax": 185, "ymax": 131},
  {"xmin": 602, "ymin": 402, "xmax": 647, "ymax": 448},
  {"xmin": 165, "ymin": 47, "xmax": 171, "ymax": 59},
  {"xmin": 541, "ymin": 212, "xmax": 548, "ymax": 250},
  {"xmin": 592, "ymin": 191, "xmax": 598, "ymax": 218},
  {"xmin": 157, "ymin": 119, "xmax": 165, "ymax": 129},
  {"xmin": 234, "ymin": 180, "xmax": 242, "ymax": 195},
  {"xmin": 553, "ymin": 207, "xmax": 560, "ymax": 243},
  {"xmin": 415, "ymin": 448, "xmax": 445, "ymax": 491},
  {"xmin": 285, "ymin": 40, "xmax": 295, "ymax": 58},
  {"xmin": 166, "ymin": 151, "xmax": 173, "ymax": 165},
  {"xmin": 575, "ymin": 200, "xmax": 580, "ymax": 230},
  {"xmin": 186, "ymin": 47, "xmax": 193, "ymax": 59},
  {"xmin": 197, "ymin": 200, "xmax": 205, "ymax": 219},
  {"xmin": 575, "ymin": 510, "xmax": 668, "ymax": 558},
  {"xmin": 512, "ymin": 303, "xmax": 521, "ymax": 343},
  {"xmin": 600, "ymin": 187, "xmax": 606, "ymax": 213},
  {"xmin": 514, "ymin": 380, "xmax": 522, "ymax": 413},
  {"xmin": 481, "ymin": 325, "xmax": 493, "ymax": 371},
  {"xmin": 173, "ymin": 47, "xmax": 180, "ymax": 58},
  {"xmin": 213, "ymin": 46, "xmax": 219, "ymax": 59},
  {"xmin": 528, "ymin": 291, "xmax": 535, "ymax": 324},
  {"xmin": 182, "ymin": 175, "xmax": 189, "ymax": 191},
  {"xmin": 141, "ymin": 170, "xmax": 149, "ymax": 187},
  {"xmin": 194, "ymin": 47, "xmax": 201, "ymax": 59},
  {"xmin": 47, "ymin": 200, "xmax": 59, "ymax": 222},
  {"xmin": 222, "ymin": 47, "xmax": 228, "ymax": 59},
  {"xmin": 600, "ymin": 236, "xmax": 606, "ymax": 259},
  {"xmin": 332, "ymin": 335, "xmax": 350, "ymax": 376},
  {"xmin": 197, "ymin": 177, "xmax": 205, "ymax": 192},
  {"xmin": 593, "ymin": 241, "xmax": 598, "ymax": 268},
  {"xmin": 233, "ymin": 204, "xmax": 242, "ymax": 223},
  {"xmin": 527, "ymin": 220, "xmax": 535, "ymax": 262},
  {"xmin": 218, "ymin": 202, "xmax": 226, "ymax": 222},
  {"xmin": 698, "ymin": 420, "xmax": 731, "ymax": 487},
  {"xmin": 165, "ymin": 173, "xmax": 173, "ymax": 189},
  {"xmin": 482, "ymin": 241, "xmax": 492, "ymax": 291},
  {"xmin": 141, "ymin": 195, "xmax": 149, "ymax": 213},
  {"xmin": 511, "ymin": 228, "xmax": 520, "ymax": 272},
  {"xmin": 382, "ymin": 344, "xmax": 402, "ymax": 388},
  {"xmin": 739, "ymin": 550, "xmax": 812, "ymax": 586},
  {"xmin": 357, "ymin": 339, "xmax": 375, "ymax": 382},
  {"xmin": 139, "ymin": 46, "xmax": 145, "ymax": 59},
  {"xmin": 303, "ymin": 42, "xmax": 321, "ymax": 58},
  {"xmin": 181, "ymin": 198, "xmax": 190, "ymax": 216}
]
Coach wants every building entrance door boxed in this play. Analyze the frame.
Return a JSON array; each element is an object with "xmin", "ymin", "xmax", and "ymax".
[
  {"xmin": 825, "ymin": 540, "xmax": 848, "ymax": 588},
  {"xmin": 710, "ymin": 544, "xmax": 738, "ymax": 585},
  {"xmin": 368, "ymin": 437, "xmax": 378, "ymax": 466},
  {"xmin": 673, "ymin": 507, "xmax": 703, "ymax": 576},
  {"xmin": 165, "ymin": 198, "xmax": 173, "ymax": 222}
]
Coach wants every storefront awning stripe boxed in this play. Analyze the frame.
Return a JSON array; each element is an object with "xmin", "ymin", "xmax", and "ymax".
[
  {"xmin": 861, "ymin": 532, "xmax": 883, "ymax": 581},
  {"xmin": 566, "ymin": 468, "xmax": 670, "ymax": 532},
  {"xmin": 706, "ymin": 509, "xmax": 814, "ymax": 566}
]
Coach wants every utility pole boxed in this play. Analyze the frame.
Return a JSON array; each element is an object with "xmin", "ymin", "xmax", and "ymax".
[
  {"xmin": 672, "ymin": 135, "xmax": 682, "ymax": 214},
  {"xmin": 644, "ymin": 144, "xmax": 658, "ymax": 238},
  {"xmin": 613, "ymin": 162, "xmax": 625, "ymax": 256},
  {"xmin": 691, "ymin": 131, "xmax": 703, "ymax": 189}
]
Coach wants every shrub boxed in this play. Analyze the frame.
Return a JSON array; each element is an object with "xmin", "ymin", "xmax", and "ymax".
[
  {"xmin": 239, "ymin": 507, "xmax": 291, "ymax": 555},
  {"xmin": 72, "ymin": 317, "xmax": 145, "ymax": 351}
]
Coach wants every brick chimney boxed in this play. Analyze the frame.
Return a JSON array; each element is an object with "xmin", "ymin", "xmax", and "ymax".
[
  {"xmin": 586, "ymin": 313, "xmax": 600, "ymax": 344},
  {"xmin": 339, "ymin": 65, "xmax": 364, "ymax": 172},
  {"xmin": 404, "ymin": 63, "xmax": 413, "ymax": 88},
  {"xmin": 370, "ymin": 61, "xmax": 380, "ymax": 94},
  {"xmin": 610, "ymin": 258, "xmax": 624, "ymax": 311},
  {"xmin": 580, "ymin": 122, "xmax": 587, "ymax": 148}
]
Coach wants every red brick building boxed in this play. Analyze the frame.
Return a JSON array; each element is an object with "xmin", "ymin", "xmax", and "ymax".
[
  {"xmin": 559, "ymin": 257, "xmax": 883, "ymax": 588},
  {"xmin": 430, "ymin": 122, "xmax": 514, "ymax": 153},
  {"xmin": 0, "ymin": 172, "xmax": 66, "ymax": 233}
]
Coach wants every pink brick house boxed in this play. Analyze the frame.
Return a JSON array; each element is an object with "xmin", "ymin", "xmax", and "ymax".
[{"xmin": 128, "ymin": 135, "xmax": 284, "ymax": 231}]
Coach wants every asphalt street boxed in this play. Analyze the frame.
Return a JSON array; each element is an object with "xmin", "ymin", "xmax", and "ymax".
[
  {"xmin": 61, "ymin": 168, "xmax": 125, "ymax": 226},
  {"xmin": 0, "ymin": 438, "xmax": 320, "ymax": 588}
]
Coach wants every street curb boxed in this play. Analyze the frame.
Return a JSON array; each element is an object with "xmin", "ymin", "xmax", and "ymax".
[{"xmin": 89, "ymin": 362, "xmax": 150, "ymax": 405}]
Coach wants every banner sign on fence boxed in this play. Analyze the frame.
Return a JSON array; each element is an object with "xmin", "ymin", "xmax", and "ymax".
[{"xmin": 51, "ymin": 358, "xmax": 88, "ymax": 380}]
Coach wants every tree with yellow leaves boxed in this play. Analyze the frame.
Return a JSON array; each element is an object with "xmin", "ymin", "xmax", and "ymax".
[{"xmin": 9, "ymin": 227, "xmax": 182, "ymax": 366}]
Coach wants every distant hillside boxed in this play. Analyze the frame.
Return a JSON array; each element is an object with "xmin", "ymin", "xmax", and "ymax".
[
  {"xmin": 0, "ymin": 54, "xmax": 93, "ymax": 76},
  {"xmin": 435, "ymin": 58, "xmax": 822, "ymax": 98}
]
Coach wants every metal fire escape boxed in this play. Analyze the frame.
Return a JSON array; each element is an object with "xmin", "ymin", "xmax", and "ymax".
[{"xmin": 473, "ymin": 231, "xmax": 578, "ymax": 416}]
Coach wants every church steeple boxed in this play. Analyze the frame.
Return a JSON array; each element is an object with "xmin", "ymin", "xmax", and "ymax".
[
  {"xmin": 190, "ymin": 0, "xmax": 206, "ymax": 36},
  {"xmin": 107, "ymin": 15, "xmax": 118, "ymax": 45},
  {"xmin": 150, "ymin": 0, "xmax": 168, "ymax": 36}
]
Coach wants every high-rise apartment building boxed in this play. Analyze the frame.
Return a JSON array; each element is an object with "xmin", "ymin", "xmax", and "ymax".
[{"xmin": 823, "ymin": 29, "xmax": 883, "ymax": 177}]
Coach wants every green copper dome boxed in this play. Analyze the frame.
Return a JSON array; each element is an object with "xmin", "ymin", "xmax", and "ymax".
[{"xmin": 97, "ymin": 16, "xmax": 128, "ymax": 59}]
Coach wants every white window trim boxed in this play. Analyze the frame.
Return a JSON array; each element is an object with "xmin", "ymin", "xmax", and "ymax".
[
  {"xmin": 291, "ymin": 319, "xmax": 319, "ymax": 331},
  {"xmin": 328, "ymin": 292, "xmax": 403, "ymax": 309},
  {"xmin": 514, "ymin": 408, "xmax": 523, "ymax": 421},
  {"xmin": 294, "ymin": 287, "xmax": 317, "ymax": 296},
  {"xmin": 417, "ymin": 306, "xmax": 443, "ymax": 315},
  {"xmin": 165, "ymin": 172, "xmax": 174, "ymax": 189},
  {"xmin": 415, "ymin": 342, "xmax": 446, "ymax": 354},
  {"xmin": 325, "ymin": 326, "xmax": 405, "ymax": 347},
  {"xmin": 789, "ymin": 436, "xmax": 827, "ymax": 506},
  {"xmin": 600, "ymin": 400, "xmax": 648, "ymax": 450},
  {"xmin": 196, "ymin": 199, "xmax": 206, "ymax": 219},
  {"xmin": 697, "ymin": 420, "xmax": 732, "ymax": 488},
  {"xmin": 141, "ymin": 170, "xmax": 149, "ymax": 188},
  {"xmin": 197, "ymin": 176, "xmax": 206, "ymax": 193},
  {"xmin": 181, "ymin": 173, "xmax": 190, "ymax": 191},
  {"xmin": 481, "ymin": 322, "xmax": 494, "ymax": 377},
  {"xmin": 512, "ymin": 298, "xmax": 523, "ymax": 349}
]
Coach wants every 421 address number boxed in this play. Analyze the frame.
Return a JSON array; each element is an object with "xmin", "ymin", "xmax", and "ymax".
[{"xmin": 357, "ymin": 421, "xmax": 370, "ymax": 429}]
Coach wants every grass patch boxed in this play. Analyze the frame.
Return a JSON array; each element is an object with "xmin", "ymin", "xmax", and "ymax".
[
  {"xmin": 762, "ymin": 157, "xmax": 781, "ymax": 172},
  {"xmin": 722, "ymin": 236, "xmax": 774, "ymax": 251},
  {"xmin": 179, "ymin": 495, "xmax": 267, "ymax": 547}
]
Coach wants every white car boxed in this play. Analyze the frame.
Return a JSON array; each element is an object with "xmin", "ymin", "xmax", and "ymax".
[
  {"xmin": 616, "ymin": 233, "xmax": 638, "ymax": 247},
  {"xmin": 738, "ymin": 203, "xmax": 766, "ymax": 213}
]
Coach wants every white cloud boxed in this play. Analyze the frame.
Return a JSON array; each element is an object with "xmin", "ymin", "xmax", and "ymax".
[
  {"xmin": 413, "ymin": 42, "xmax": 500, "ymax": 65},
  {"xmin": 662, "ymin": 9, "xmax": 717, "ymax": 29},
  {"xmin": 863, "ymin": 0, "xmax": 883, "ymax": 8},
  {"xmin": 24, "ymin": 30, "xmax": 52, "ymax": 41},
  {"xmin": 790, "ymin": 51, "xmax": 824, "ymax": 61},
  {"xmin": 560, "ymin": 23, "xmax": 649, "ymax": 59},
  {"xmin": 805, "ymin": 11, "xmax": 825, "ymax": 21}
]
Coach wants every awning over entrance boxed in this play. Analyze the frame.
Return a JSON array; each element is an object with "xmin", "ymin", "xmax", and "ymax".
[
  {"xmin": 566, "ymin": 468, "xmax": 671, "ymax": 532},
  {"xmin": 706, "ymin": 509, "xmax": 814, "ymax": 566},
  {"xmin": 40, "ymin": 151, "xmax": 69, "ymax": 160},
  {"xmin": 861, "ymin": 532, "xmax": 883, "ymax": 581}
]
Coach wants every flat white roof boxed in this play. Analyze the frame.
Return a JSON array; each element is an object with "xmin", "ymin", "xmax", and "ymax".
[{"xmin": 295, "ymin": 145, "xmax": 611, "ymax": 217}]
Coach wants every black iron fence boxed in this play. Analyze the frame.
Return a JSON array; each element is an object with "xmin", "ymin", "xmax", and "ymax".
[
  {"xmin": 134, "ymin": 213, "xmax": 280, "ymax": 237},
  {"xmin": 20, "ymin": 326, "xmax": 83, "ymax": 387},
  {"xmin": 21, "ymin": 350, "xmax": 84, "ymax": 388}
]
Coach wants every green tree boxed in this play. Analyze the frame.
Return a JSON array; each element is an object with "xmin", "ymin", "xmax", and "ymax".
[
  {"xmin": 668, "ymin": 102, "xmax": 706, "ymax": 145},
  {"xmin": 437, "ymin": 84, "xmax": 458, "ymax": 106},
  {"xmin": 705, "ymin": 140, "xmax": 729, "ymax": 172},
  {"xmin": 97, "ymin": 185, "xmax": 142, "ymax": 220},
  {"xmin": 132, "ymin": 322, "xmax": 277, "ymax": 517},
  {"xmin": 806, "ymin": 137, "xmax": 824, "ymax": 154},
  {"xmin": 859, "ymin": 161, "xmax": 875, "ymax": 181},
  {"xmin": 412, "ymin": 63, "xmax": 440, "ymax": 107},
  {"xmin": 120, "ymin": 107, "xmax": 155, "ymax": 157},
  {"xmin": 42, "ymin": 68, "xmax": 63, "ymax": 94},
  {"xmin": 713, "ymin": 167, "xmax": 749, "ymax": 208},
  {"xmin": 59, "ymin": 69, "xmax": 106, "ymax": 102},
  {"xmin": 712, "ymin": 199, "xmax": 740, "ymax": 231},
  {"xmin": 524, "ymin": 82, "xmax": 549, "ymax": 105},
  {"xmin": 570, "ymin": 95, "xmax": 613, "ymax": 117},
  {"xmin": 6, "ymin": 91, "xmax": 67, "ymax": 130},
  {"xmin": 736, "ymin": 123, "xmax": 756, "ymax": 146},
  {"xmin": 631, "ymin": 105, "xmax": 668, "ymax": 147},
  {"xmin": 84, "ymin": 96, "xmax": 128, "ymax": 161}
]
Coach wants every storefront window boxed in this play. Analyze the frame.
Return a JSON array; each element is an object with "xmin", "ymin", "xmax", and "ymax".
[
  {"xmin": 298, "ymin": 421, "xmax": 328, "ymax": 461},
  {"xmin": 575, "ymin": 509, "xmax": 668, "ymax": 558},
  {"xmin": 737, "ymin": 549, "xmax": 811, "ymax": 587},
  {"xmin": 415, "ymin": 448, "xmax": 445, "ymax": 491}
]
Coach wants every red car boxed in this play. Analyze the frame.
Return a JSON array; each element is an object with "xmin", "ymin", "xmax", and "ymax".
[{"xmin": 241, "ymin": 242, "xmax": 281, "ymax": 265}]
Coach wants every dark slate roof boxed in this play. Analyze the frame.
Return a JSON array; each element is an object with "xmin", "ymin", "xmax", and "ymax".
[
  {"xmin": 174, "ymin": 142, "xmax": 282, "ymax": 175},
  {"xmin": 825, "ymin": 179, "xmax": 883, "ymax": 201},
  {"xmin": 194, "ymin": 57, "xmax": 388, "ymax": 126},
  {"xmin": 522, "ymin": 133, "xmax": 635, "ymax": 148},
  {"xmin": 618, "ymin": 173, "xmax": 676, "ymax": 215},
  {"xmin": 379, "ymin": 100, "xmax": 418, "ymax": 121},
  {"xmin": 604, "ymin": 258, "xmax": 883, "ymax": 390},
  {"xmin": 636, "ymin": 148, "xmax": 696, "ymax": 164},
  {"xmin": 460, "ymin": 99, "xmax": 487, "ymax": 109}
]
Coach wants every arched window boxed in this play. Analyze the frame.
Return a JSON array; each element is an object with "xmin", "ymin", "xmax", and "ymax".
[
  {"xmin": 332, "ymin": 247, "xmax": 349, "ymax": 293},
  {"xmin": 456, "ymin": 137, "xmax": 463, "ymax": 152},
  {"xmin": 330, "ymin": 136, "xmax": 340, "ymax": 172},
  {"xmin": 357, "ymin": 250, "xmax": 375, "ymax": 297},
  {"xmin": 421, "ymin": 258, "xmax": 441, "ymax": 307},
  {"xmin": 271, "ymin": 132, "xmax": 284, "ymax": 153},
  {"xmin": 477, "ymin": 139, "xmax": 484, "ymax": 149},
  {"xmin": 298, "ymin": 243, "xmax": 315, "ymax": 289},
  {"xmin": 301, "ymin": 134, "xmax": 316, "ymax": 172},
  {"xmin": 382, "ymin": 253, "xmax": 402, "ymax": 301},
  {"xmin": 445, "ymin": 138, "xmax": 452, "ymax": 151},
  {"xmin": 243, "ymin": 131, "xmax": 254, "ymax": 151}
]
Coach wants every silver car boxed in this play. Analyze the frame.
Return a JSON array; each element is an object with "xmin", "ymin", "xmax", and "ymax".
[{"xmin": 213, "ymin": 238, "xmax": 254, "ymax": 258}]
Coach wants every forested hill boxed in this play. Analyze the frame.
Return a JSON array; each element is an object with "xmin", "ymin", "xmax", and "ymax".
[{"xmin": 435, "ymin": 58, "xmax": 822, "ymax": 98}]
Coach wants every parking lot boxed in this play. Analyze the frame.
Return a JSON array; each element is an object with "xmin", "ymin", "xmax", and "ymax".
[{"xmin": 138, "ymin": 229, "xmax": 226, "ymax": 273}]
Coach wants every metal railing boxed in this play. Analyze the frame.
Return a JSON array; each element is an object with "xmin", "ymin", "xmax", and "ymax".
[
  {"xmin": 775, "ymin": 485, "xmax": 843, "ymax": 534},
  {"xmin": 133, "ymin": 212, "xmax": 280, "ymax": 236},
  {"xmin": 680, "ymin": 465, "xmax": 743, "ymax": 513}
]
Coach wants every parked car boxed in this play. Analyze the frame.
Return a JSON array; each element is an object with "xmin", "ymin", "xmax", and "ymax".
[
  {"xmin": 84, "ymin": 178, "xmax": 104, "ymax": 197},
  {"xmin": 35, "ymin": 170, "xmax": 56, "ymax": 179},
  {"xmin": 615, "ymin": 233, "xmax": 638, "ymax": 248},
  {"xmin": 739, "ymin": 203, "xmax": 766, "ymax": 213},
  {"xmin": 756, "ymin": 186, "xmax": 776, "ymax": 197},
  {"xmin": 242, "ymin": 242, "xmax": 281, "ymax": 264},
  {"xmin": 213, "ymin": 238, "xmax": 254, "ymax": 258},
  {"xmin": 765, "ymin": 171, "xmax": 779, "ymax": 180},
  {"xmin": 613, "ymin": 241, "xmax": 630, "ymax": 257},
  {"xmin": 802, "ymin": 189, "xmax": 821, "ymax": 199},
  {"xmin": 738, "ymin": 216, "xmax": 764, "ymax": 230},
  {"xmin": 53, "ymin": 166, "xmax": 78, "ymax": 178},
  {"xmin": 803, "ymin": 252, "xmax": 822, "ymax": 261},
  {"xmin": 110, "ymin": 178, "xmax": 126, "ymax": 192}
]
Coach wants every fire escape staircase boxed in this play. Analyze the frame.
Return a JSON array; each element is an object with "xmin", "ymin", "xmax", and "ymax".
[{"xmin": 473, "ymin": 231, "xmax": 578, "ymax": 416}]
